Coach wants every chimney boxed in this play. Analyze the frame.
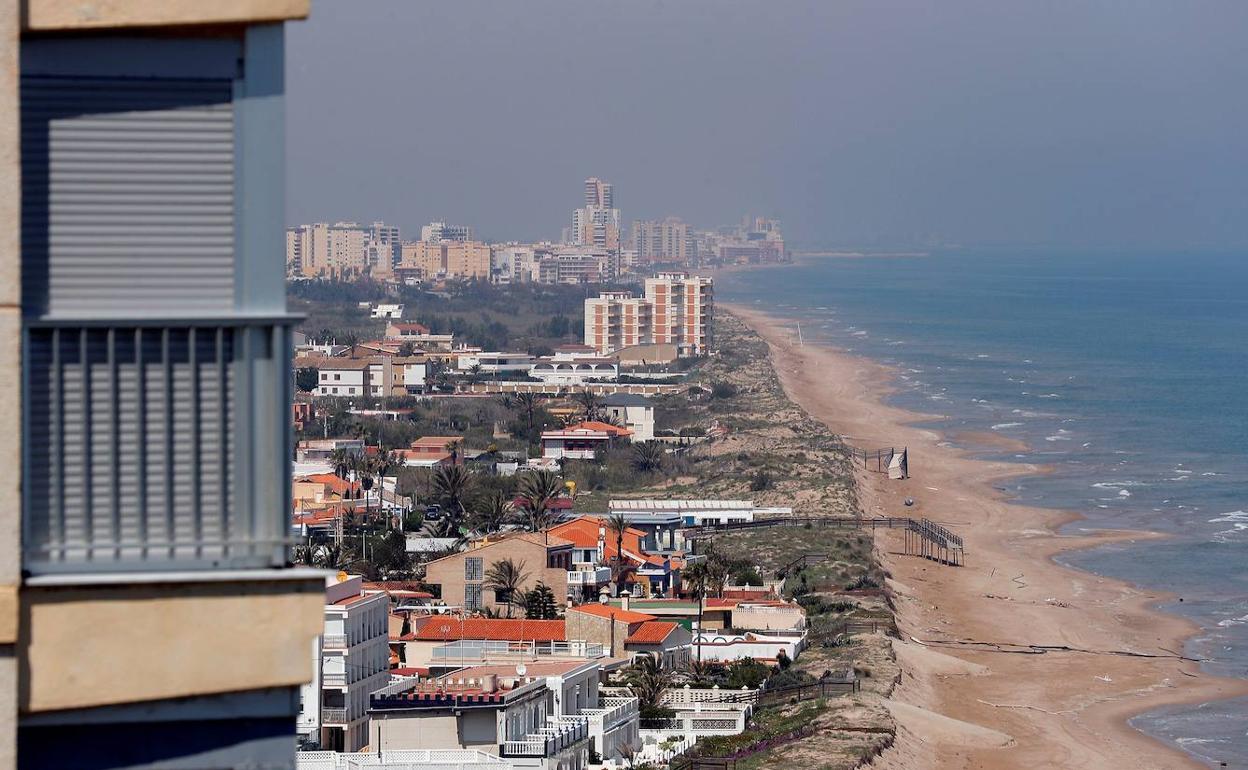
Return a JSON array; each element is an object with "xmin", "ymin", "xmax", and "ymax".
[
  {"xmin": 621, "ymin": 593, "xmax": 631, "ymax": 611},
  {"xmin": 481, "ymin": 674, "xmax": 497, "ymax": 693}
]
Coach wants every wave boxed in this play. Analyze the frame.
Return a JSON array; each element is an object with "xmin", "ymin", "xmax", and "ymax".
[
  {"xmin": 1216, "ymin": 614, "xmax": 1248, "ymax": 628},
  {"xmin": 1208, "ymin": 510, "xmax": 1248, "ymax": 524},
  {"xmin": 992, "ymin": 422, "xmax": 1024, "ymax": 430},
  {"xmin": 1092, "ymin": 481, "xmax": 1146, "ymax": 489}
]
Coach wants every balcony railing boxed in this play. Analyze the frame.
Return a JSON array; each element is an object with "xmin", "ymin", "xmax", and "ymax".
[
  {"xmin": 322, "ymin": 635, "xmax": 348, "ymax": 650},
  {"xmin": 431, "ymin": 639, "xmax": 605, "ymax": 662},
  {"xmin": 583, "ymin": 695, "xmax": 639, "ymax": 734},
  {"xmin": 566, "ymin": 567, "xmax": 611, "ymax": 585},
  {"xmin": 321, "ymin": 672, "xmax": 347, "ymax": 686},
  {"xmin": 321, "ymin": 707, "xmax": 348, "ymax": 725},
  {"xmin": 500, "ymin": 716, "xmax": 588, "ymax": 757},
  {"xmin": 22, "ymin": 318, "xmax": 295, "ymax": 574}
]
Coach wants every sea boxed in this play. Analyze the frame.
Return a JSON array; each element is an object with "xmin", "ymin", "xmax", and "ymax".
[{"xmin": 714, "ymin": 250, "xmax": 1248, "ymax": 767}]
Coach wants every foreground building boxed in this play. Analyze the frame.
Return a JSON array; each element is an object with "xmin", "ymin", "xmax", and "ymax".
[{"xmin": 5, "ymin": 2, "xmax": 325, "ymax": 768}]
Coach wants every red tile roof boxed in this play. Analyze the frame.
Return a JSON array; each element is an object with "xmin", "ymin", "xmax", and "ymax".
[
  {"xmin": 401, "ymin": 618, "xmax": 566, "ymax": 643},
  {"xmin": 299, "ymin": 473, "xmax": 362, "ymax": 497},
  {"xmin": 626, "ymin": 621, "xmax": 680, "ymax": 645},
  {"xmin": 565, "ymin": 421, "xmax": 632, "ymax": 437},
  {"xmin": 548, "ymin": 516, "xmax": 645, "ymax": 560},
  {"xmin": 567, "ymin": 604, "xmax": 656, "ymax": 624}
]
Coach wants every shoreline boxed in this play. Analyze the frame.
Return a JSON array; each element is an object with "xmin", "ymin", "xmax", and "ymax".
[{"xmin": 724, "ymin": 302, "xmax": 1248, "ymax": 769}]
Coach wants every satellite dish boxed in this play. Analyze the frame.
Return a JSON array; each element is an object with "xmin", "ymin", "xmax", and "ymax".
[{"xmin": 516, "ymin": 664, "xmax": 527, "ymax": 677}]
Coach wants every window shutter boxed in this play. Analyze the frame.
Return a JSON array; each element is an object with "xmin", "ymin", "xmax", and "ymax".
[{"xmin": 21, "ymin": 76, "xmax": 236, "ymax": 318}]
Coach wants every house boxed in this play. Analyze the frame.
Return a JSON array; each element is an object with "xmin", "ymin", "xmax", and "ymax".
[
  {"xmin": 564, "ymin": 603, "xmax": 692, "ymax": 667},
  {"xmin": 298, "ymin": 575, "xmax": 391, "ymax": 752},
  {"xmin": 607, "ymin": 499, "xmax": 795, "ymax": 550},
  {"xmin": 601, "ymin": 393, "xmax": 656, "ymax": 442},
  {"xmin": 395, "ymin": 435, "xmax": 465, "ymax": 468},
  {"xmin": 540, "ymin": 422, "xmax": 632, "ymax": 460},
  {"xmin": 385, "ymin": 322, "xmax": 456, "ymax": 351},
  {"xmin": 313, "ymin": 356, "xmax": 429, "ymax": 398},
  {"xmin": 455, "ymin": 351, "xmax": 537, "ymax": 374},
  {"xmin": 602, "ymin": 598, "xmax": 732, "ymax": 632},
  {"xmin": 297, "ymin": 438, "xmax": 366, "ymax": 464},
  {"xmin": 368, "ymin": 660, "xmax": 639, "ymax": 769},
  {"xmin": 422, "ymin": 532, "xmax": 575, "ymax": 614},
  {"xmin": 693, "ymin": 630, "xmax": 805, "ymax": 665},
  {"xmin": 529, "ymin": 357, "xmax": 619, "ymax": 385},
  {"xmin": 547, "ymin": 516, "xmax": 684, "ymax": 599}
]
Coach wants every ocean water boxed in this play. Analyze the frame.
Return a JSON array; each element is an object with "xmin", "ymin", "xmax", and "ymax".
[{"xmin": 715, "ymin": 251, "xmax": 1248, "ymax": 767}]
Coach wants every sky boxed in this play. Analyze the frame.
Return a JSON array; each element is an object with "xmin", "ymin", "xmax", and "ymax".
[{"xmin": 285, "ymin": 0, "xmax": 1248, "ymax": 251}]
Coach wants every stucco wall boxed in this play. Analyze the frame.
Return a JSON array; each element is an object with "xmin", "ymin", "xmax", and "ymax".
[{"xmin": 22, "ymin": 0, "xmax": 308, "ymax": 30}]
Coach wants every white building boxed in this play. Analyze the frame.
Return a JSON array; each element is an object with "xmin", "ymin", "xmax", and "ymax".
[
  {"xmin": 371, "ymin": 303, "xmax": 405, "ymax": 319},
  {"xmin": 692, "ymin": 630, "xmax": 805, "ymax": 665},
  {"xmin": 299, "ymin": 575, "xmax": 391, "ymax": 752},
  {"xmin": 540, "ymin": 423, "xmax": 631, "ymax": 460},
  {"xmin": 314, "ymin": 358, "xmax": 428, "ymax": 398},
  {"xmin": 601, "ymin": 394, "xmax": 656, "ymax": 442},
  {"xmin": 368, "ymin": 660, "xmax": 638, "ymax": 769},
  {"xmin": 455, "ymin": 351, "xmax": 536, "ymax": 374},
  {"xmin": 420, "ymin": 221, "xmax": 474, "ymax": 243}
]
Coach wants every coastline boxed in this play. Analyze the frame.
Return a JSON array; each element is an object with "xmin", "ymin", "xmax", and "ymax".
[{"xmin": 724, "ymin": 302, "xmax": 1248, "ymax": 769}]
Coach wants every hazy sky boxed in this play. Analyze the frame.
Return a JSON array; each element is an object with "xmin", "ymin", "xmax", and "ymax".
[{"xmin": 286, "ymin": 1, "xmax": 1248, "ymax": 250}]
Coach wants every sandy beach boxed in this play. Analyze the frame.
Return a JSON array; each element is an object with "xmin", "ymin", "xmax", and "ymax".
[{"xmin": 727, "ymin": 303, "xmax": 1248, "ymax": 770}]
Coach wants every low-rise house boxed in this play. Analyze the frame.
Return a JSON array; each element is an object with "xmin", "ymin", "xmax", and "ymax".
[
  {"xmin": 368, "ymin": 660, "xmax": 634, "ymax": 769},
  {"xmin": 540, "ymin": 422, "xmax": 632, "ymax": 460},
  {"xmin": 456, "ymin": 351, "xmax": 537, "ymax": 373},
  {"xmin": 693, "ymin": 630, "xmax": 805, "ymax": 664},
  {"xmin": 529, "ymin": 357, "xmax": 619, "ymax": 385},
  {"xmin": 313, "ymin": 356, "xmax": 429, "ymax": 398},
  {"xmin": 385, "ymin": 322, "xmax": 456, "ymax": 351},
  {"xmin": 607, "ymin": 499, "xmax": 794, "ymax": 550},
  {"xmin": 548, "ymin": 515, "xmax": 685, "ymax": 598},
  {"xmin": 601, "ymin": 393, "xmax": 656, "ymax": 441},
  {"xmin": 423, "ymin": 533, "xmax": 575, "ymax": 614},
  {"xmin": 396, "ymin": 618, "xmax": 567, "ymax": 668},
  {"xmin": 565, "ymin": 604, "xmax": 692, "ymax": 667},
  {"xmin": 298, "ymin": 576, "xmax": 391, "ymax": 752},
  {"xmin": 297, "ymin": 438, "xmax": 366, "ymax": 464}
]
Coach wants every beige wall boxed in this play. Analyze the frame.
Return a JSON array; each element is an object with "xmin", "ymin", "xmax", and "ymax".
[
  {"xmin": 372, "ymin": 707, "xmax": 500, "ymax": 752},
  {"xmin": 22, "ymin": 0, "xmax": 309, "ymax": 30},
  {"xmin": 425, "ymin": 539, "xmax": 570, "ymax": 613},
  {"xmin": 731, "ymin": 605, "xmax": 805, "ymax": 632},
  {"xmin": 20, "ymin": 579, "xmax": 325, "ymax": 713},
  {"xmin": 565, "ymin": 613, "xmax": 636, "ymax": 657}
]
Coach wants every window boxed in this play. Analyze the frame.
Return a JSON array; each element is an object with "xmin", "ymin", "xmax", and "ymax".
[
  {"xmin": 465, "ymin": 557, "xmax": 483, "ymax": 581},
  {"xmin": 464, "ymin": 584, "xmax": 483, "ymax": 610}
]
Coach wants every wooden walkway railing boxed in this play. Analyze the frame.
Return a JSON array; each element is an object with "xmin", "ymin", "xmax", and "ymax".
[
  {"xmin": 687, "ymin": 515, "xmax": 966, "ymax": 566},
  {"xmin": 903, "ymin": 518, "xmax": 964, "ymax": 566}
]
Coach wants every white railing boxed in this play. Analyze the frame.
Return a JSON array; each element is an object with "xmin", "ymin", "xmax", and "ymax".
[
  {"xmin": 566, "ymin": 567, "xmax": 611, "ymax": 585},
  {"xmin": 637, "ymin": 732, "xmax": 695, "ymax": 764},
  {"xmin": 641, "ymin": 705, "xmax": 749, "ymax": 736},
  {"xmin": 322, "ymin": 672, "xmax": 348, "ymax": 686},
  {"xmin": 430, "ymin": 639, "xmax": 605, "ymax": 662},
  {"xmin": 661, "ymin": 684, "xmax": 759, "ymax": 706},
  {"xmin": 321, "ymin": 707, "xmax": 348, "ymax": 724},
  {"xmin": 501, "ymin": 716, "xmax": 588, "ymax": 757},
  {"xmin": 583, "ymin": 695, "xmax": 639, "ymax": 734},
  {"xmin": 297, "ymin": 749, "xmax": 509, "ymax": 770},
  {"xmin": 322, "ymin": 634, "xmax": 349, "ymax": 650}
]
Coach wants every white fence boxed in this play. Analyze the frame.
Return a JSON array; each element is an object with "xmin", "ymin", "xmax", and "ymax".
[{"xmin": 297, "ymin": 749, "xmax": 509, "ymax": 770}]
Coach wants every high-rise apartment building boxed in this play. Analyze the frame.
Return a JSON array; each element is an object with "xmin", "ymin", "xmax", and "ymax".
[
  {"xmin": 6, "ymin": 4, "xmax": 323, "ymax": 770},
  {"xmin": 399, "ymin": 240, "xmax": 490, "ymax": 280},
  {"xmin": 583, "ymin": 273, "xmax": 713, "ymax": 356},
  {"xmin": 571, "ymin": 178, "xmax": 621, "ymax": 250},
  {"xmin": 419, "ymin": 221, "xmax": 473, "ymax": 243},
  {"xmin": 287, "ymin": 221, "xmax": 383, "ymax": 278},
  {"xmin": 631, "ymin": 218, "xmax": 693, "ymax": 264}
]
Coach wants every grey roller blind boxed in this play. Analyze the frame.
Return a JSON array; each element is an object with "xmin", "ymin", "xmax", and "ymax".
[{"xmin": 21, "ymin": 76, "xmax": 236, "ymax": 318}]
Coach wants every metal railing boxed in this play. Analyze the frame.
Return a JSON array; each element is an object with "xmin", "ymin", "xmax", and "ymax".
[
  {"xmin": 430, "ymin": 639, "xmax": 606, "ymax": 662},
  {"xmin": 566, "ymin": 566, "xmax": 612, "ymax": 585},
  {"xmin": 320, "ymin": 707, "xmax": 348, "ymax": 725},
  {"xmin": 22, "ymin": 318, "xmax": 295, "ymax": 573},
  {"xmin": 583, "ymin": 695, "xmax": 639, "ymax": 733},
  {"xmin": 322, "ymin": 634, "xmax": 349, "ymax": 650},
  {"xmin": 499, "ymin": 715, "xmax": 588, "ymax": 757}
]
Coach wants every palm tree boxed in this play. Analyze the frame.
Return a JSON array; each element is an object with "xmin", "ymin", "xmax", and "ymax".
[
  {"xmin": 430, "ymin": 465, "xmax": 474, "ymax": 521},
  {"xmin": 679, "ymin": 657, "xmax": 718, "ymax": 688},
  {"xmin": 516, "ymin": 470, "xmax": 563, "ymax": 531},
  {"xmin": 574, "ymin": 389, "xmax": 601, "ymax": 422},
  {"xmin": 606, "ymin": 511, "xmax": 631, "ymax": 584},
  {"xmin": 682, "ymin": 560, "xmax": 709, "ymax": 662},
  {"xmin": 630, "ymin": 441, "xmax": 665, "ymax": 474},
  {"xmin": 704, "ymin": 544, "xmax": 731, "ymax": 599},
  {"xmin": 512, "ymin": 392, "xmax": 540, "ymax": 431},
  {"xmin": 372, "ymin": 449, "xmax": 402, "ymax": 529},
  {"xmin": 471, "ymin": 490, "xmax": 513, "ymax": 535},
  {"xmin": 624, "ymin": 655, "xmax": 674, "ymax": 719},
  {"xmin": 329, "ymin": 447, "xmax": 354, "ymax": 480},
  {"xmin": 484, "ymin": 558, "xmax": 529, "ymax": 618}
]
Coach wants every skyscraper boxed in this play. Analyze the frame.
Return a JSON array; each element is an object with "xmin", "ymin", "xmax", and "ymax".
[{"xmin": 571, "ymin": 177, "xmax": 620, "ymax": 250}]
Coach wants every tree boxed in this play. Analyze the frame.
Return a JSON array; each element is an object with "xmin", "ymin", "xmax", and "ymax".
[
  {"xmin": 702, "ymin": 542, "xmax": 731, "ymax": 598},
  {"xmin": 484, "ymin": 558, "xmax": 529, "ymax": 618},
  {"xmin": 606, "ymin": 511, "xmax": 630, "ymax": 585},
  {"xmin": 516, "ymin": 470, "xmax": 563, "ymax": 531},
  {"xmin": 471, "ymin": 490, "xmax": 513, "ymax": 535},
  {"xmin": 574, "ymin": 390, "xmax": 602, "ymax": 422},
  {"xmin": 624, "ymin": 655, "xmax": 675, "ymax": 720},
  {"xmin": 466, "ymin": 363, "xmax": 484, "ymax": 384},
  {"xmin": 682, "ymin": 560, "xmax": 709, "ymax": 662},
  {"xmin": 295, "ymin": 368, "xmax": 319, "ymax": 392},
  {"xmin": 329, "ymin": 448, "xmax": 355, "ymax": 481},
  {"xmin": 523, "ymin": 581, "xmax": 560, "ymax": 619},
  {"xmin": 430, "ymin": 465, "xmax": 474, "ymax": 521},
  {"xmin": 371, "ymin": 529, "xmax": 412, "ymax": 576},
  {"xmin": 511, "ymin": 392, "xmax": 540, "ymax": 431},
  {"xmin": 630, "ymin": 441, "xmax": 665, "ymax": 474},
  {"xmin": 397, "ymin": 341, "xmax": 417, "ymax": 357}
]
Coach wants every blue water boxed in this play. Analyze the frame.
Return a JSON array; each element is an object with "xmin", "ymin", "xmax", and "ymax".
[{"xmin": 715, "ymin": 251, "xmax": 1248, "ymax": 766}]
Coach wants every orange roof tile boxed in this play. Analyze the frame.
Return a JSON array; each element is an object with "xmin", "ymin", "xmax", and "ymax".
[
  {"xmin": 567, "ymin": 604, "xmax": 656, "ymax": 624},
  {"xmin": 403, "ymin": 618, "xmax": 566, "ymax": 643},
  {"xmin": 548, "ymin": 516, "xmax": 646, "ymax": 560},
  {"xmin": 625, "ymin": 621, "xmax": 680, "ymax": 645},
  {"xmin": 566, "ymin": 421, "xmax": 632, "ymax": 437}
]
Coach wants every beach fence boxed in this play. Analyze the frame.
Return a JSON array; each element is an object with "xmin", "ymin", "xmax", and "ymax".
[
  {"xmin": 903, "ymin": 518, "xmax": 964, "ymax": 566},
  {"xmin": 849, "ymin": 446, "xmax": 908, "ymax": 478}
]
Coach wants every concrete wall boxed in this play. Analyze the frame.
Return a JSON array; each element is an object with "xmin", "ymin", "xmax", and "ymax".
[{"xmin": 730, "ymin": 605, "xmax": 805, "ymax": 632}]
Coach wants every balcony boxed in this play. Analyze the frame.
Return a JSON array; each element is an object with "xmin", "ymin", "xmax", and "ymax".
[
  {"xmin": 583, "ymin": 695, "xmax": 640, "ymax": 734},
  {"xmin": 322, "ymin": 634, "xmax": 349, "ymax": 650},
  {"xmin": 321, "ymin": 707, "xmax": 348, "ymax": 725},
  {"xmin": 322, "ymin": 671, "xmax": 347, "ymax": 687},
  {"xmin": 566, "ymin": 567, "xmax": 611, "ymax": 585},
  {"xmin": 500, "ymin": 716, "xmax": 588, "ymax": 758},
  {"xmin": 431, "ymin": 639, "xmax": 606, "ymax": 663}
]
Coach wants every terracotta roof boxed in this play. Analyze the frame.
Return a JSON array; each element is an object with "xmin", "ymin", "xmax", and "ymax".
[
  {"xmin": 402, "ymin": 618, "xmax": 566, "ymax": 643},
  {"xmin": 626, "ymin": 621, "xmax": 680, "ymax": 645},
  {"xmin": 565, "ymin": 421, "xmax": 632, "ymax": 437},
  {"xmin": 388, "ymin": 322, "xmax": 432, "ymax": 334},
  {"xmin": 548, "ymin": 516, "xmax": 646, "ymax": 560},
  {"xmin": 567, "ymin": 604, "xmax": 656, "ymax": 624},
  {"xmin": 299, "ymin": 473, "xmax": 362, "ymax": 497}
]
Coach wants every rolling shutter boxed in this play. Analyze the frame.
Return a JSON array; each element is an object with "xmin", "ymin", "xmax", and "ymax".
[{"xmin": 20, "ymin": 76, "xmax": 236, "ymax": 318}]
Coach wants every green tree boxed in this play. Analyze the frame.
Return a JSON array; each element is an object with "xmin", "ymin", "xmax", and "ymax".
[
  {"xmin": 606, "ymin": 511, "xmax": 631, "ymax": 584},
  {"xmin": 724, "ymin": 657, "xmax": 770, "ymax": 689},
  {"xmin": 484, "ymin": 558, "xmax": 529, "ymax": 618},
  {"xmin": 430, "ymin": 465, "xmax": 474, "ymax": 521},
  {"xmin": 470, "ymin": 490, "xmax": 513, "ymax": 535},
  {"xmin": 682, "ymin": 560, "xmax": 709, "ymax": 662},
  {"xmin": 624, "ymin": 655, "xmax": 675, "ymax": 720},
  {"xmin": 370, "ymin": 529, "xmax": 412, "ymax": 576},
  {"xmin": 523, "ymin": 581, "xmax": 560, "ymax": 619},
  {"xmin": 516, "ymin": 470, "xmax": 563, "ymax": 531},
  {"xmin": 630, "ymin": 441, "xmax": 665, "ymax": 474},
  {"xmin": 295, "ymin": 368, "xmax": 319, "ymax": 392},
  {"xmin": 574, "ymin": 390, "xmax": 602, "ymax": 422}
]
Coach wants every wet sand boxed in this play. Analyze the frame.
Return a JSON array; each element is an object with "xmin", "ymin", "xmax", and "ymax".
[{"xmin": 728, "ymin": 303, "xmax": 1248, "ymax": 770}]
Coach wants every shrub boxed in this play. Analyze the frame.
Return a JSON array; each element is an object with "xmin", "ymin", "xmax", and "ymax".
[{"xmin": 749, "ymin": 470, "xmax": 772, "ymax": 491}]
